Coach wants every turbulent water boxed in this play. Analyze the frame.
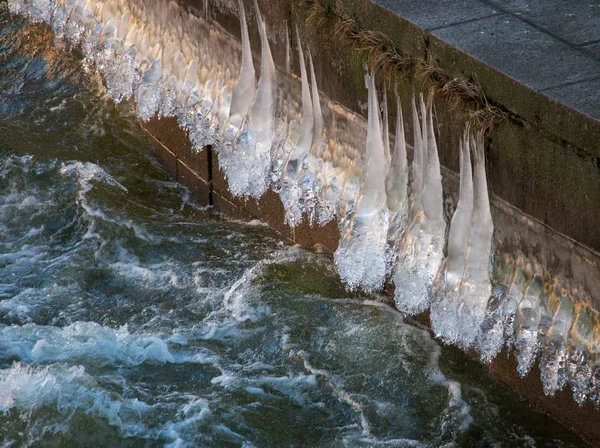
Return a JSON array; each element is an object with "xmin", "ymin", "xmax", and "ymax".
[{"xmin": 0, "ymin": 8, "xmax": 587, "ymax": 447}]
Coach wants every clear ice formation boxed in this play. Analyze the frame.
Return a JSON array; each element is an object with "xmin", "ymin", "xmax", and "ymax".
[
  {"xmin": 227, "ymin": 0, "xmax": 256, "ymax": 131},
  {"xmin": 457, "ymin": 132, "xmax": 494, "ymax": 348},
  {"xmin": 10, "ymin": 0, "xmax": 600, "ymax": 407},
  {"xmin": 224, "ymin": 0, "xmax": 277, "ymax": 198},
  {"xmin": 278, "ymin": 27, "xmax": 314, "ymax": 226},
  {"xmin": 431, "ymin": 127, "xmax": 474, "ymax": 346},
  {"xmin": 333, "ymin": 74, "xmax": 389, "ymax": 291},
  {"xmin": 385, "ymin": 92, "xmax": 408, "ymax": 244},
  {"xmin": 392, "ymin": 96, "xmax": 446, "ymax": 315}
]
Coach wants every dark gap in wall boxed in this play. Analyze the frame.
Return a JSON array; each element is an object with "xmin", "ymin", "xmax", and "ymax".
[{"xmin": 206, "ymin": 144, "xmax": 214, "ymax": 206}]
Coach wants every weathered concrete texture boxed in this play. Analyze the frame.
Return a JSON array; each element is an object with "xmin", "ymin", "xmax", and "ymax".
[
  {"xmin": 371, "ymin": 0, "xmax": 499, "ymax": 31},
  {"xmin": 431, "ymin": 15, "xmax": 600, "ymax": 92},
  {"xmin": 488, "ymin": 119, "xmax": 600, "ymax": 253},
  {"xmin": 584, "ymin": 42, "xmax": 600, "ymax": 59},
  {"xmin": 141, "ymin": 117, "xmax": 341, "ymax": 253},
  {"xmin": 488, "ymin": 0, "xmax": 600, "ymax": 46},
  {"xmin": 542, "ymin": 78, "xmax": 600, "ymax": 123}
]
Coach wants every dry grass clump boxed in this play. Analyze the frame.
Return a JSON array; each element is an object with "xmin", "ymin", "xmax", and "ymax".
[{"xmin": 296, "ymin": 0, "xmax": 508, "ymax": 131}]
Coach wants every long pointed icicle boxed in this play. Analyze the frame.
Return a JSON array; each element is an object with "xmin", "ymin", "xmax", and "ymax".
[
  {"xmin": 284, "ymin": 20, "xmax": 291, "ymax": 73},
  {"xmin": 308, "ymin": 50, "xmax": 324, "ymax": 159},
  {"xmin": 382, "ymin": 92, "xmax": 391, "ymax": 168},
  {"xmin": 457, "ymin": 131, "xmax": 494, "ymax": 349},
  {"xmin": 334, "ymin": 73, "xmax": 389, "ymax": 291},
  {"xmin": 278, "ymin": 27, "xmax": 314, "ymax": 227},
  {"xmin": 247, "ymin": 0, "xmax": 276, "ymax": 133},
  {"xmin": 393, "ymin": 98, "xmax": 445, "ymax": 315},
  {"xmin": 431, "ymin": 127, "xmax": 473, "ymax": 344},
  {"xmin": 286, "ymin": 26, "xmax": 313, "ymax": 167},
  {"xmin": 228, "ymin": 0, "xmax": 256, "ymax": 127},
  {"xmin": 409, "ymin": 93, "xmax": 423, "ymax": 220},
  {"xmin": 227, "ymin": 0, "xmax": 277, "ymax": 198},
  {"xmin": 358, "ymin": 75, "xmax": 388, "ymax": 216},
  {"xmin": 385, "ymin": 92, "xmax": 408, "ymax": 242},
  {"xmin": 422, "ymin": 103, "xmax": 444, "ymax": 230},
  {"xmin": 307, "ymin": 50, "xmax": 336, "ymax": 225}
]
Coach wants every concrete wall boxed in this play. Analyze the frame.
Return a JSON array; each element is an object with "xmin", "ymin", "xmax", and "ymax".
[{"xmin": 181, "ymin": 0, "xmax": 600, "ymax": 253}]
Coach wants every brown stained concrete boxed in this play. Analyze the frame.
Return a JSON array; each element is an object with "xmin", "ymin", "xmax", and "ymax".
[
  {"xmin": 141, "ymin": 116, "xmax": 340, "ymax": 253},
  {"xmin": 491, "ymin": 349, "xmax": 600, "ymax": 447}
]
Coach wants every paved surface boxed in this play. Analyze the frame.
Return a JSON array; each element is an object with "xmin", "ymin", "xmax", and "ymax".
[{"xmin": 374, "ymin": 0, "xmax": 600, "ymax": 121}]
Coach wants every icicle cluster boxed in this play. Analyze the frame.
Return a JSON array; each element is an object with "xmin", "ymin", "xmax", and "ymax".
[{"xmin": 10, "ymin": 0, "xmax": 600, "ymax": 407}]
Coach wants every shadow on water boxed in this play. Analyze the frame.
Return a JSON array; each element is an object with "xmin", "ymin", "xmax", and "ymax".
[{"xmin": 0, "ymin": 6, "xmax": 586, "ymax": 447}]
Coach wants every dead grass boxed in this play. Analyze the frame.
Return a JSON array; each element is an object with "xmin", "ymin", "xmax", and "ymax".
[{"xmin": 297, "ymin": 0, "xmax": 508, "ymax": 131}]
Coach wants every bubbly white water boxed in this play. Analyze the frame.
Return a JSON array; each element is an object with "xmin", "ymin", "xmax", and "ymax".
[{"xmin": 7, "ymin": 0, "xmax": 600, "ymax": 409}]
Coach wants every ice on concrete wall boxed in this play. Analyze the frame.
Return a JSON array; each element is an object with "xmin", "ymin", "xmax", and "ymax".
[
  {"xmin": 456, "ymin": 132, "xmax": 494, "ymax": 349},
  {"xmin": 431, "ymin": 127, "xmax": 473, "ymax": 346},
  {"xmin": 333, "ymin": 74, "xmax": 389, "ymax": 292},
  {"xmin": 392, "ymin": 96, "xmax": 446, "ymax": 315},
  {"xmin": 385, "ymin": 92, "xmax": 408, "ymax": 245},
  {"xmin": 223, "ymin": 0, "xmax": 277, "ymax": 198},
  {"xmin": 11, "ymin": 0, "xmax": 600, "ymax": 407},
  {"xmin": 278, "ymin": 27, "xmax": 314, "ymax": 226}
]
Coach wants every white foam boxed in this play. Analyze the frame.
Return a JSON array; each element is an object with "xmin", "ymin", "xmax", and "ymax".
[{"xmin": 0, "ymin": 322, "xmax": 181, "ymax": 366}]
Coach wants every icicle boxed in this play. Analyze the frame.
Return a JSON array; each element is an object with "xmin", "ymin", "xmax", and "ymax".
[
  {"xmin": 333, "ymin": 73, "xmax": 389, "ymax": 291},
  {"xmin": 285, "ymin": 26, "xmax": 313, "ymax": 169},
  {"xmin": 409, "ymin": 93, "xmax": 423, "ymax": 220},
  {"xmin": 385, "ymin": 91, "xmax": 408, "ymax": 243},
  {"xmin": 478, "ymin": 254, "xmax": 514, "ymax": 362},
  {"xmin": 455, "ymin": 131, "xmax": 494, "ymax": 349},
  {"xmin": 540, "ymin": 287, "xmax": 574, "ymax": 395},
  {"xmin": 392, "ymin": 98, "xmax": 445, "ymax": 315},
  {"xmin": 228, "ymin": 0, "xmax": 256, "ymax": 128},
  {"xmin": 284, "ymin": 20, "xmax": 291, "ymax": 73},
  {"xmin": 422, "ymin": 102, "xmax": 444, "ymax": 232},
  {"xmin": 431, "ymin": 127, "xmax": 473, "ymax": 344},
  {"xmin": 308, "ymin": 50, "xmax": 336, "ymax": 225},
  {"xmin": 308, "ymin": 50, "xmax": 324, "ymax": 159},
  {"xmin": 356, "ymin": 75, "xmax": 387, "ymax": 216},
  {"xmin": 226, "ymin": 0, "xmax": 278, "ymax": 198},
  {"xmin": 382, "ymin": 92, "xmax": 391, "ymax": 168},
  {"xmin": 278, "ymin": 27, "xmax": 314, "ymax": 227},
  {"xmin": 567, "ymin": 303, "xmax": 595, "ymax": 405},
  {"xmin": 513, "ymin": 273, "xmax": 544, "ymax": 376}
]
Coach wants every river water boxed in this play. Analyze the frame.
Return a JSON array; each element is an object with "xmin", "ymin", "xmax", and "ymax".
[{"xmin": 0, "ymin": 8, "xmax": 585, "ymax": 447}]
